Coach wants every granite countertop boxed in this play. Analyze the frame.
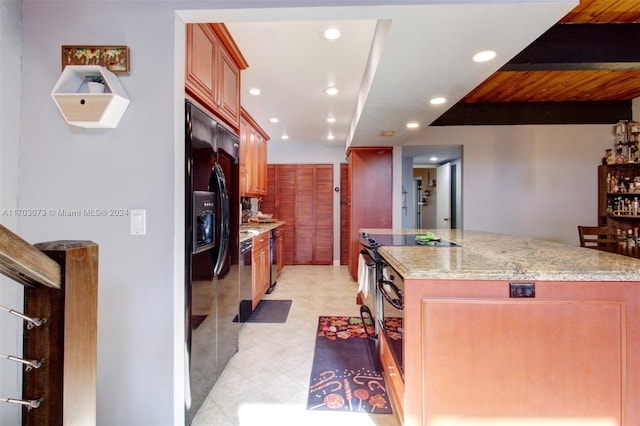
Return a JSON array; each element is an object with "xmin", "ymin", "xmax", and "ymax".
[
  {"xmin": 240, "ymin": 221, "xmax": 285, "ymax": 242},
  {"xmin": 362, "ymin": 228, "xmax": 640, "ymax": 281}
]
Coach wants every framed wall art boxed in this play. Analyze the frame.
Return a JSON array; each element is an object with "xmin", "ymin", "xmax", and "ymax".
[{"xmin": 61, "ymin": 45, "xmax": 130, "ymax": 74}]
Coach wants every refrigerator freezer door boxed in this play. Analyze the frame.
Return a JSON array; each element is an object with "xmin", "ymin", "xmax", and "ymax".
[{"xmin": 211, "ymin": 162, "xmax": 229, "ymax": 276}]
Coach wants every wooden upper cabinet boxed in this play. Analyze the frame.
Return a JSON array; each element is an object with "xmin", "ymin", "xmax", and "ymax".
[
  {"xmin": 239, "ymin": 114, "xmax": 251, "ymax": 196},
  {"xmin": 186, "ymin": 24, "xmax": 217, "ymax": 103},
  {"xmin": 218, "ymin": 46, "xmax": 240, "ymax": 126},
  {"xmin": 186, "ymin": 23, "xmax": 247, "ymax": 131},
  {"xmin": 240, "ymin": 108, "xmax": 269, "ymax": 197}
]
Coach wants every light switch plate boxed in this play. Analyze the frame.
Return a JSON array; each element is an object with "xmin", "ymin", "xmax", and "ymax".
[{"xmin": 130, "ymin": 209, "xmax": 146, "ymax": 235}]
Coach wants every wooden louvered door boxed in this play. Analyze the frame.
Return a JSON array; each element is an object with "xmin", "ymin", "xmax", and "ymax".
[
  {"xmin": 266, "ymin": 164, "xmax": 333, "ymax": 265},
  {"xmin": 340, "ymin": 163, "xmax": 349, "ymax": 265},
  {"xmin": 275, "ymin": 165, "xmax": 296, "ymax": 265},
  {"xmin": 294, "ymin": 164, "xmax": 333, "ymax": 264},
  {"xmin": 295, "ymin": 166, "xmax": 315, "ymax": 264},
  {"xmin": 314, "ymin": 165, "xmax": 334, "ymax": 264}
]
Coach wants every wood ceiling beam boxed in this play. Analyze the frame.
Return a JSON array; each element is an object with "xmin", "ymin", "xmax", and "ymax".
[
  {"xmin": 434, "ymin": 22, "xmax": 639, "ymax": 126},
  {"xmin": 502, "ymin": 23, "xmax": 640, "ymax": 71}
]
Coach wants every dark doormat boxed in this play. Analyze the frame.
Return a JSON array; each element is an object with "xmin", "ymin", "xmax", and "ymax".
[
  {"xmin": 233, "ymin": 299, "xmax": 292, "ymax": 323},
  {"xmin": 307, "ymin": 316, "xmax": 393, "ymax": 414}
]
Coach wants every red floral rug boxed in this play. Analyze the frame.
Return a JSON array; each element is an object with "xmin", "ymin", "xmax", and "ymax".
[{"xmin": 306, "ymin": 316, "xmax": 393, "ymax": 414}]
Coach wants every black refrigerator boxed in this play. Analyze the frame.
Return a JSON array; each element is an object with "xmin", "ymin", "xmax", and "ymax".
[{"xmin": 185, "ymin": 100, "xmax": 240, "ymax": 424}]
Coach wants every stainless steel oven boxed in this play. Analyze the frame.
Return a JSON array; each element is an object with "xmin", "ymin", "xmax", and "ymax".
[
  {"xmin": 358, "ymin": 247, "xmax": 380, "ymax": 341},
  {"xmin": 377, "ymin": 260, "xmax": 404, "ymax": 378},
  {"xmin": 359, "ymin": 231, "xmax": 458, "ymax": 388}
]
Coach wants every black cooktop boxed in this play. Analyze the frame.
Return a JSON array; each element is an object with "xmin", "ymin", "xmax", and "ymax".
[{"xmin": 362, "ymin": 233, "xmax": 459, "ymax": 247}]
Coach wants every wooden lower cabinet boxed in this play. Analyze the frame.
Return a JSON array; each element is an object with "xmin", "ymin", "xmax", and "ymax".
[
  {"xmin": 402, "ymin": 279, "xmax": 640, "ymax": 426},
  {"xmin": 380, "ymin": 332, "xmax": 404, "ymax": 422},
  {"xmin": 251, "ymin": 233, "xmax": 270, "ymax": 309}
]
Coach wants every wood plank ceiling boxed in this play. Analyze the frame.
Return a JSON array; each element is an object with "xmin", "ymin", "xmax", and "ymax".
[{"xmin": 433, "ymin": 0, "xmax": 640, "ymax": 126}]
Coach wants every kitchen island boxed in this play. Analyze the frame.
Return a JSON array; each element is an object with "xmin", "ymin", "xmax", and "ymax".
[{"xmin": 364, "ymin": 228, "xmax": 640, "ymax": 426}]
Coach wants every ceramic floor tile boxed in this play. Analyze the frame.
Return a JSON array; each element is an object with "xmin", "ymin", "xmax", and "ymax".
[{"xmin": 192, "ymin": 265, "xmax": 401, "ymax": 426}]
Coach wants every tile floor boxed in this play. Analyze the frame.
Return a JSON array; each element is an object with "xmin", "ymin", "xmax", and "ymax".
[{"xmin": 192, "ymin": 265, "xmax": 402, "ymax": 426}]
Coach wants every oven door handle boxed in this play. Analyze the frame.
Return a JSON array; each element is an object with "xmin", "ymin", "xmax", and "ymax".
[
  {"xmin": 377, "ymin": 279, "xmax": 404, "ymax": 310},
  {"xmin": 359, "ymin": 305, "xmax": 377, "ymax": 340}
]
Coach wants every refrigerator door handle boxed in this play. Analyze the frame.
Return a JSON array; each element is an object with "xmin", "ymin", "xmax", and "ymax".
[{"xmin": 212, "ymin": 162, "xmax": 229, "ymax": 276}]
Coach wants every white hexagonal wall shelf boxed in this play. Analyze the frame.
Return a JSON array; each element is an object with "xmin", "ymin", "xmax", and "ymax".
[{"xmin": 51, "ymin": 65, "xmax": 130, "ymax": 128}]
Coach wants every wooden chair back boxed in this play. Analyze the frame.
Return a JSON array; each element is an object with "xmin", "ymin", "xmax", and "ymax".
[{"xmin": 577, "ymin": 225, "xmax": 617, "ymax": 248}]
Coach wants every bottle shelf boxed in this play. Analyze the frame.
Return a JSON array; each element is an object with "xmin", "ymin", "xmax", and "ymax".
[
  {"xmin": 611, "ymin": 211, "xmax": 640, "ymax": 218},
  {"xmin": 608, "ymin": 192, "xmax": 640, "ymax": 196}
]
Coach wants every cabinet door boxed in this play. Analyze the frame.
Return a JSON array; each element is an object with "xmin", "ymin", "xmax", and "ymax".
[
  {"xmin": 416, "ymin": 298, "xmax": 623, "ymax": 425},
  {"xmin": 240, "ymin": 109, "xmax": 269, "ymax": 197},
  {"xmin": 260, "ymin": 164, "xmax": 277, "ymax": 215},
  {"xmin": 256, "ymin": 135, "xmax": 267, "ymax": 195},
  {"xmin": 251, "ymin": 241, "xmax": 260, "ymax": 309},
  {"xmin": 239, "ymin": 116, "xmax": 250, "ymax": 196},
  {"xmin": 217, "ymin": 46, "xmax": 240, "ymax": 129},
  {"xmin": 251, "ymin": 235, "xmax": 269, "ymax": 309},
  {"xmin": 261, "ymin": 245, "xmax": 270, "ymax": 294},
  {"xmin": 186, "ymin": 24, "xmax": 217, "ymax": 105}
]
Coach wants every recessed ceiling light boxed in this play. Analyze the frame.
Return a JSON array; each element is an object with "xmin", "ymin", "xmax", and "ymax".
[
  {"xmin": 327, "ymin": 117, "xmax": 336, "ymax": 123},
  {"xmin": 269, "ymin": 117, "xmax": 279, "ymax": 123},
  {"xmin": 473, "ymin": 50, "xmax": 496, "ymax": 63},
  {"xmin": 430, "ymin": 157, "xmax": 438, "ymax": 162},
  {"xmin": 324, "ymin": 86, "xmax": 339, "ymax": 96},
  {"xmin": 323, "ymin": 28, "xmax": 341, "ymax": 40},
  {"xmin": 281, "ymin": 134, "xmax": 289, "ymax": 140},
  {"xmin": 248, "ymin": 88, "xmax": 261, "ymax": 96},
  {"xmin": 430, "ymin": 97, "xmax": 446, "ymax": 105},
  {"xmin": 327, "ymin": 134, "xmax": 335, "ymax": 140},
  {"xmin": 379, "ymin": 130, "xmax": 396, "ymax": 137},
  {"xmin": 406, "ymin": 122, "xmax": 420, "ymax": 129}
]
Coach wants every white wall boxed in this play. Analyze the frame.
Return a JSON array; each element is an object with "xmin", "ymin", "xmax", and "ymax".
[
  {"xmin": 400, "ymin": 155, "xmax": 414, "ymax": 229},
  {"xmin": 21, "ymin": 2, "xmax": 179, "ymax": 424},
  {"xmin": 0, "ymin": 1, "xmax": 22, "ymax": 424},
  {"xmin": 407, "ymin": 124, "xmax": 613, "ymax": 245}
]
